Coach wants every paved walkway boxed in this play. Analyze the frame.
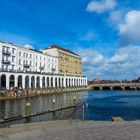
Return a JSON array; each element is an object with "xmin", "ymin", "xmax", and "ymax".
[{"xmin": 1, "ymin": 120, "xmax": 140, "ymax": 140}]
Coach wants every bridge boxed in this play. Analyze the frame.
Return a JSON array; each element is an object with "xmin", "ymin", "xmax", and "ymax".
[{"xmin": 89, "ymin": 83, "xmax": 140, "ymax": 90}]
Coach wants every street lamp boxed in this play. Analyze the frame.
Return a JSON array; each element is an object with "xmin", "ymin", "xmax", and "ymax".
[
  {"xmin": 52, "ymin": 98, "xmax": 56, "ymax": 110},
  {"xmin": 73, "ymin": 96, "xmax": 77, "ymax": 106}
]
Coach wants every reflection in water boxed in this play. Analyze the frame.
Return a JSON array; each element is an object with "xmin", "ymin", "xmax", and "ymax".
[
  {"xmin": 84, "ymin": 90, "xmax": 140, "ymax": 121},
  {"xmin": 1, "ymin": 90, "xmax": 140, "ymax": 121},
  {"xmin": 0, "ymin": 91, "xmax": 84, "ymax": 118}
]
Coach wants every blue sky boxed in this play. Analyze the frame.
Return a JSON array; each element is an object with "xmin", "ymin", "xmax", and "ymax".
[{"xmin": 1, "ymin": 0, "xmax": 140, "ymax": 80}]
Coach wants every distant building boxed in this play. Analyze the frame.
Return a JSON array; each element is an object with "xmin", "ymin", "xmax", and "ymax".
[
  {"xmin": 93, "ymin": 76, "xmax": 101, "ymax": 84},
  {"xmin": 42, "ymin": 45, "xmax": 82, "ymax": 76}
]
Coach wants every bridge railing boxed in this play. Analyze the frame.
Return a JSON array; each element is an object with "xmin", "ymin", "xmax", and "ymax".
[{"xmin": 89, "ymin": 83, "xmax": 140, "ymax": 86}]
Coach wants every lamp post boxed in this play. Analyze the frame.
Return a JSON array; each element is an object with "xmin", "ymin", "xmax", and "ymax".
[
  {"xmin": 73, "ymin": 96, "xmax": 77, "ymax": 106},
  {"xmin": 73, "ymin": 96, "xmax": 77, "ymax": 119},
  {"xmin": 25, "ymin": 102, "xmax": 32, "ymax": 123},
  {"xmin": 52, "ymin": 98, "xmax": 56, "ymax": 110},
  {"xmin": 82, "ymin": 104, "xmax": 85, "ymax": 121},
  {"xmin": 52, "ymin": 98, "xmax": 56, "ymax": 120},
  {"xmin": 25, "ymin": 102, "xmax": 32, "ymax": 116}
]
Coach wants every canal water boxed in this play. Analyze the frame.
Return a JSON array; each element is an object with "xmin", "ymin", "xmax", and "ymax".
[{"xmin": 1, "ymin": 90, "xmax": 140, "ymax": 121}]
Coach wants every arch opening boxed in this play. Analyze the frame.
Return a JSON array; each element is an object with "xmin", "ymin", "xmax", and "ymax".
[
  {"xmin": 9, "ymin": 75, "xmax": 15, "ymax": 88},
  {"xmin": 113, "ymin": 86, "xmax": 123, "ymax": 90},
  {"xmin": 42, "ymin": 77, "xmax": 45, "ymax": 88},
  {"xmin": 25, "ymin": 76, "xmax": 29, "ymax": 89},
  {"xmin": 55, "ymin": 77, "xmax": 57, "ymax": 87},
  {"xmin": 18, "ymin": 75, "xmax": 22, "ymax": 88},
  {"xmin": 31, "ymin": 76, "xmax": 35, "ymax": 88},
  {"xmin": 93, "ymin": 87, "xmax": 100, "ymax": 90},
  {"xmin": 51, "ymin": 77, "xmax": 53, "ymax": 87},
  {"xmin": 36, "ymin": 76, "xmax": 40, "ymax": 88},
  {"xmin": 102, "ymin": 87, "xmax": 110, "ymax": 90},
  {"xmin": 1, "ymin": 74, "xmax": 6, "ymax": 89}
]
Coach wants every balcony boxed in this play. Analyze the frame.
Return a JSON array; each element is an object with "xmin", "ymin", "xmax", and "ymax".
[
  {"xmin": 2, "ymin": 50, "xmax": 11, "ymax": 55},
  {"xmin": 2, "ymin": 59, "xmax": 10, "ymax": 64},
  {"xmin": 51, "ymin": 68, "xmax": 56, "ymax": 74},
  {"xmin": 24, "ymin": 64, "xmax": 30, "ymax": 69},
  {"xmin": 40, "ymin": 65, "xmax": 45, "ymax": 70}
]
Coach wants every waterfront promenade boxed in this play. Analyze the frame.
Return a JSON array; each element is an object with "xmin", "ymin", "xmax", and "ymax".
[
  {"xmin": 0, "ymin": 86, "xmax": 88, "ymax": 100},
  {"xmin": 1, "ymin": 82, "xmax": 140, "ymax": 100},
  {"xmin": 1, "ymin": 120, "xmax": 140, "ymax": 140}
]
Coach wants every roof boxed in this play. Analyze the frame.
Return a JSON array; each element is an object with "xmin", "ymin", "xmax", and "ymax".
[
  {"xmin": 0, "ymin": 40, "xmax": 57, "ymax": 58},
  {"xmin": 43, "ymin": 45, "xmax": 79, "ymax": 56}
]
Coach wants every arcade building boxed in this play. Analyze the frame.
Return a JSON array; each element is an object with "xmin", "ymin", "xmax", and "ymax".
[{"xmin": 0, "ymin": 41, "xmax": 87, "ymax": 89}]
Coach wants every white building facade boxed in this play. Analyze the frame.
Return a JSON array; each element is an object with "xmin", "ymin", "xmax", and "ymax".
[{"xmin": 0, "ymin": 41, "xmax": 87, "ymax": 89}]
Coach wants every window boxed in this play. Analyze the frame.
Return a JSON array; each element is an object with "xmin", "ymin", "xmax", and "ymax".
[
  {"xmin": 12, "ymin": 56, "xmax": 15, "ymax": 62},
  {"xmin": 12, "ymin": 48, "xmax": 15, "ymax": 54},
  {"xmin": 26, "ymin": 53, "xmax": 28, "ymax": 58},
  {"xmin": 24, "ymin": 53, "xmax": 26, "ymax": 57},
  {"xmin": 2, "ymin": 46, "xmax": 5, "ymax": 52},
  {"xmin": 2, "ymin": 46, "xmax": 10, "ymax": 53},
  {"xmin": 12, "ymin": 65, "xmax": 14, "ymax": 70},
  {"xmin": 30, "ymin": 54, "xmax": 32, "ymax": 58},
  {"xmin": 2, "ymin": 65, "xmax": 4, "ymax": 70},
  {"xmin": 19, "ymin": 59, "xmax": 21, "ymax": 65},
  {"xmin": 19, "ymin": 51, "xmax": 21, "ymax": 56},
  {"xmin": 30, "ymin": 61, "xmax": 32, "ymax": 65},
  {"xmin": 36, "ymin": 62, "xmax": 37, "ymax": 67},
  {"xmin": 7, "ymin": 47, "xmax": 10, "ymax": 53},
  {"xmin": 6, "ymin": 65, "xmax": 8, "ymax": 70}
]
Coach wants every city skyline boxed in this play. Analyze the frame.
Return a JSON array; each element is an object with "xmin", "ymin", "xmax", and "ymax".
[{"xmin": 0, "ymin": 0, "xmax": 140, "ymax": 80}]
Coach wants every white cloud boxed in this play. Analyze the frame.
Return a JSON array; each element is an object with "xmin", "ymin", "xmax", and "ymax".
[
  {"xmin": 77, "ymin": 48, "xmax": 105, "ymax": 78},
  {"xmin": 119, "ymin": 10, "xmax": 140, "ymax": 43},
  {"xmin": 111, "ymin": 51, "xmax": 128, "ymax": 63},
  {"xmin": 86, "ymin": 0, "xmax": 117, "ymax": 13},
  {"xmin": 24, "ymin": 44, "xmax": 34, "ymax": 49},
  {"xmin": 109, "ymin": 10, "xmax": 124, "ymax": 24},
  {"xmin": 79, "ymin": 48, "xmax": 104, "ymax": 64},
  {"xmin": 78, "ymin": 46, "xmax": 140, "ymax": 80},
  {"xmin": 0, "ymin": 32, "xmax": 33, "ymax": 46},
  {"xmin": 79, "ymin": 30, "xmax": 95, "ymax": 41}
]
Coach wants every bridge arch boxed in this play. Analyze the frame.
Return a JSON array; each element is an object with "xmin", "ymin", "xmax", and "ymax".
[
  {"xmin": 102, "ymin": 86, "xmax": 110, "ymax": 90},
  {"xmin": 113, "ymin": 86, "xmax": 123, "ymax": 90},
  {"xmin": 93, "ymin": 87, "xmax": 100, "ymax": 90}
]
